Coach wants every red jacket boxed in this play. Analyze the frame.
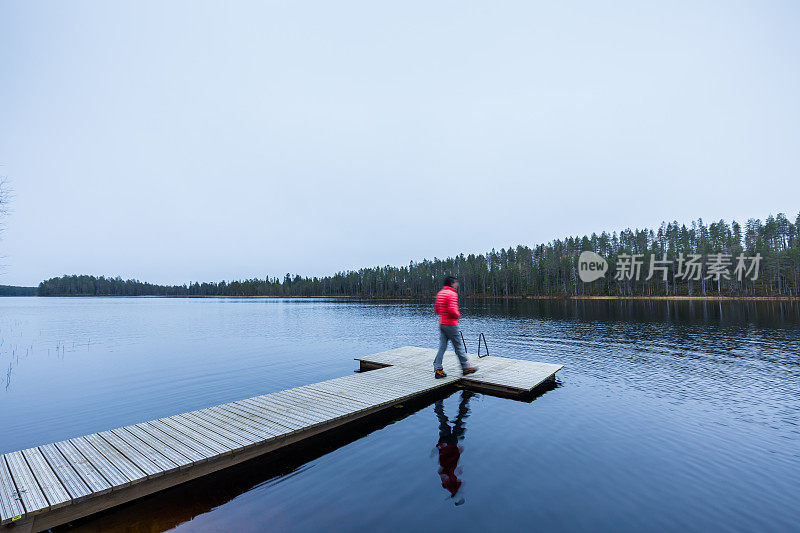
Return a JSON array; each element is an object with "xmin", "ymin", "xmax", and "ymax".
[
  {"xmin": 434, "ymin": 286, "xmax": 460, "ymax": 325},
  {"xmin": 437, "ymin": 443, "xmax": 463, "ymax": 497}
]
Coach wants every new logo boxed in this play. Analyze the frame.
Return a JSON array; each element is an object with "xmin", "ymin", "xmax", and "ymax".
[{"xmin": 578, "ymin": 251, "xmax": 608, "ymax": 282}]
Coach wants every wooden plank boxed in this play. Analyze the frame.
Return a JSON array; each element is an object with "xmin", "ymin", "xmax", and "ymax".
[
  {"xmin": 69, "ymin": 437, "xmax": 131, "ymax": 488},
  {"xmin": 356, "ymin": 347, "xmax": 433, "ymax": 367},
  {"xmin": 241, "ymin": 397, "xmax": 324, "ymax": 426},
  {"xmin": 20, "ymin": 448, "xmax": 70, "ymax": 510},
  {"xmin": 269, "ymin": 397, "xmax": 344, "ymax": 423},
  {"xmin": 269, "ymin": 391, "xmax": 352, "ymax": 419},
  {"xmin": 116, "ymin": 427, "xmax": 192, "ymax": 470},
  {"xmin": 138, "ymin": 422, "xmax": 214, "ymax": 463},
  {"xmin": 158, "ymin": 417, "xmax": 234, "ymax": 455},
  {"xmin": 320, "ymin": 372, "xmax": 413, "ymax": 391},
  {"xmin": 0, "ymin": 453, "xmax": 25, "ymax": 525},
  {"xmin": 297, "ymin": 384, "xmax": 388, "ymax": 407},
  {"xmin": 216, "ymin": 402, "xmax": 298, "ymax": 434},
  {"xmin": 358, "ymin": 347, "xmax": 485, "ymax": 373},
  {"xmin": 202, "ymin": 406, "xmax": 279, "ymax": 441},
  {"xmin": 342, "ymin": 379, "xmax": 418, "ymax": 397},
  {"xmin": 184, "ymin": 411, "xmax": 260, "ymax": 447},
  {"xmin": 261, "ymin": 392, "xmax": 345, "ymax": 419},
  {"xmin": 153, "ymin": 418, "xmax": 229, "ymax": 456},
  {"xmin": 292, "ymin": 385, "xmax": 374, "ymax": 409},
  {"xmin": 52, "ymin": 441, "xmax": 112, "ymax": 496},
  {"xmin": 304, "ymin": 382, "xmax": 400, "ymax": 404},
  {"xmin": 300, "ymin": 384, "xmax": 383, "ymax": 409},
  {"xmin": 223, "ymin": 402, "xmax": 305, "ymax": 437},
  {"xmin": 5, "ymin": 451, "xmax": 49, "ymax": 515},
  {"xmin": 375, "ymin": 366, "xmax": 450, "ymax": 383},
  {"xmin": 361, "ymin": 371, "xmax": 426, "ymax": 385},
  {"xmin": 376, "ymin": 369, "xmax": 454, "ymax": 387},
  {"xmin": 83, "ymin": 434, "xmax": 149, "ymax": 484},
  {"xmin": 372, "ymin": 350, "xmax": 562, "ymax": 393},
  {"xmin": 271, "ymin": 390, "xmax": 356, "ymax": 418},
  {"xmin": 175, "ymin": 412, "xmax": 252, "ymax": 449},
  {"xmin": 302, "ymin": 385, "xmax": 394, "ymax": 406},
  {"xmin": 38, "ymin": 444, "xmax": 92, "ymax": 503},
  {"xmin": 361, "ymin": 364, "xmax": 428, "ymax": 377},
  {"xmin": 280, "ymin": 382, "xmax": 394, "ymax": 405},
  {"xmin": 461, "ymin": 365, "xmax": 560, "ymax": 392},
  {"xmin": 200, "ymin": 406, "xmax": 273, "ymax": 438},
  {"xmin": 378, "ymin": 367, "xmax": 460, "ymax": 387},
  {"xmin": 287, "ymin": 391, "xmax": 371, "ymax": 416},
  {"xmin": 97, "ymin": 431, "xmax": 164, "ymax": 478},
  {"xmin": 360, "ymin": 346, "xmax": 563, "ymax": 394},
  {"xmin": 236, "ymin": 403, "xmax": 317, "ymax": 430},
  {"xmin": 329, "ymin": 368, "xmax": 453, "ymax": 397},
  {"xmin": 242, "ymin": 397, "xmax": 326, "ymax": 426}
]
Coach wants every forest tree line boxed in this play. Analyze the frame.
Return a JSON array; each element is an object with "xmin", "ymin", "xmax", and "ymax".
[
  {"xmin": 37, "ymin": 213, "xmax": 800, "ymax": 298},
  {"xmin": 0, "ymin": 285, "xmax": 36, "ymax": 296}
]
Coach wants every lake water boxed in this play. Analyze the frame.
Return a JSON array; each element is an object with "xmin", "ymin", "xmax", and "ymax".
[{"xmin": 1, "ymin": 297, "xmax": 798, "ymax": 532}]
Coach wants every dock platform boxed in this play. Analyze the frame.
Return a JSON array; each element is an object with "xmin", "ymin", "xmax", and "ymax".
[
  {"xmin": 1, "ymin": 347, "xmax": 561, "ymax": 532},
  {"xmin": 357, "ymin": 346, "xmax": 563, "ymax": 396}
]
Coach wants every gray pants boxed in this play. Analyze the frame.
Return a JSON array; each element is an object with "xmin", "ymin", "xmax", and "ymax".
[{"xmin": 434, "ymin": 324, "xmax": 469, "ymax": 370}]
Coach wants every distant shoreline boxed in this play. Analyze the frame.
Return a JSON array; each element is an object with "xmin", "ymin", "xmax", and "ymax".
[
  {"xmin": 18, "ymin": 294, "xmax": 800, "ymax": 301},
  {"xmin": 179, "ymin": 295, "xmax": 800, "ymax": 301}
]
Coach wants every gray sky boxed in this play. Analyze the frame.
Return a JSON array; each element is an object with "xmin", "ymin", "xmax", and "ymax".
[{"xmin": 1, "ymin": 1, "xmax": 799, "ymax": 286}]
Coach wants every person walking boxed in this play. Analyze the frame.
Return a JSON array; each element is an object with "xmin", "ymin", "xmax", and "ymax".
[{"xmin": 433, "ymin": 276, "xmax": 477, "ymax": 378}]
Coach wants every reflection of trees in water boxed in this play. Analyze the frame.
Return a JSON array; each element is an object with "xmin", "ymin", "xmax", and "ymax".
[
  {"xmin": 462, "ymin": 299, "xmax": 800, "ymax": 374},
  {"xmin": 465, "ymin": 298, "xmax": 800, "ymax": 329},
  {"xmin": 434, "ymin": 390, "xmax": 475, "ymax": 505}
]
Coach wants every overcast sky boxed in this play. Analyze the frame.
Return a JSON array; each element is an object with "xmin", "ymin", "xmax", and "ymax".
[{"xmin": 1, "ymin": 1, "xmax": 799, "ymax": 286}]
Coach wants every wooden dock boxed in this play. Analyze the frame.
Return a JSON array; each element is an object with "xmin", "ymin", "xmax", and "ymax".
[
  {"xmin": 1, "ymin": 347, "xmax": 561, "ymax": 532},
  {"xmin": 357, "ymin": 346, "xmax": 563, "ymax": 396}
]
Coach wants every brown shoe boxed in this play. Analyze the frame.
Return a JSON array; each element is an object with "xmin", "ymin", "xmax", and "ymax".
[
  {"xmin": 462, "ymin": 366, "xmax": 478, "ymax": 376},
  {"xmin": 434, "ymin": 369, "xmax": 448, "ymax": 379}
]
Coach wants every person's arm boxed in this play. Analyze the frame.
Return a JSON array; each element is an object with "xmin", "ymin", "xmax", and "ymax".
[{"xmin": 449, "ymin": 292, "xmax": 461, "ymax": 320}]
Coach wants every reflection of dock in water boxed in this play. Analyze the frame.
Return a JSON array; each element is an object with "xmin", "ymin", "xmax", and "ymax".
[{"xmin": 1, "ymin": 346, "xmax": 561, "ymax": 532}]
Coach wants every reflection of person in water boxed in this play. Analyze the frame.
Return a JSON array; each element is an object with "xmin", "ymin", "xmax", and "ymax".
[{"xmin": 433, "ymin": 390, "xmax": 475, "ymax": 505}]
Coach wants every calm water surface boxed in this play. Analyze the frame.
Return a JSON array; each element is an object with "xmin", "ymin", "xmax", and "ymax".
[{"xmin": 1, "ymin": 297, "xmax": 798, "ymax": 532}]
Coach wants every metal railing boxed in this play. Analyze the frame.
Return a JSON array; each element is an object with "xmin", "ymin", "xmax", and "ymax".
[
  {"xmin": 461, "ymin": 331, "xmax": 490, "ymax": 358},
  {"xmin": 477, "ymin": 332, "xmax": 489, "ymax": 358}
]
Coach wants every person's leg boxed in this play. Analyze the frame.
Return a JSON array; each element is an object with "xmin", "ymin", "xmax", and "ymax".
[
  {"xmin": 452, "ymin": 390, "xmax": 474, "ymax": 440},
  {"xmin": 433, "ymin": 325, "xmax": 447, "ymax": 370},
  {"xmin": 447, "ymin": 326, "xmax": 469, "ymax": 368},
  {"xmin": 434, "ymin": 399, "xmax": 451, "ymax": 440}
]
